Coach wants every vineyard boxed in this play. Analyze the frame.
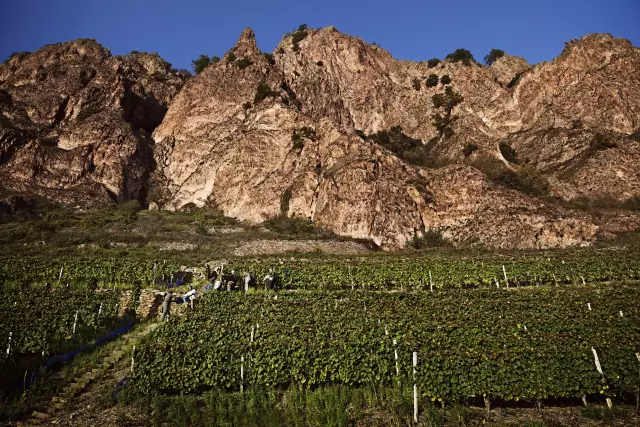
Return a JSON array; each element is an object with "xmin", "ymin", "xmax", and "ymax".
[
  {"xmin": 131, "ymin": 284, "xmax": 640, "ymax": 405},
  {"xmin": 225, "ymin": 250, "xmax": 640, "ymax": 290},
  {"xmin": 0, "ymin": 255, "xmax": 180, "ymax": 287},
  {"xmin": 1, "ymin": 249, "xmax": 639, "ymax": 291},
  {"xmin": 0, "ymin": 286, "xmax": 123, "ymax": 385}
]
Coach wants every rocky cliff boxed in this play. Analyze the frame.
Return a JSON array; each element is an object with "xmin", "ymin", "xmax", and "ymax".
[
  {"xmin": 0, "ymin": 39, "xmax": 185, "ymax": 207},
  {"xmin": 2, "ymin": 29, "xmax": 639, "ymax": 249}
]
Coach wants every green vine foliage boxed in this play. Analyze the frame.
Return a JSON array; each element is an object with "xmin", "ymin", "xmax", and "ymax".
[
  {"xmin": 131, "ymin": 285, "xmax": 640, "ymax": 403},
  {"xmin": 0, "ymin": 256, "xmax": 179, "ymax": 287},
  {"xmin": 0, "ymin": 287, "xmax": 122, "ymax": 372},
  {"xmin": 222, "ymin": 251, "xmax": 640, "ymax": 290}
]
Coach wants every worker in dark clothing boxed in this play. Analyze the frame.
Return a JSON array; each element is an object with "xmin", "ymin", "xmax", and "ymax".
[{"xmin": 161, "ymin": 290, "xmax": 173, "ymax": 321}]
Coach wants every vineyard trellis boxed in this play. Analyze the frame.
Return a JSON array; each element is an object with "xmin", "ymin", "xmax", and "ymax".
[{"xmin": 131, "ymin": 285, "xmax": 640, "ymax": 405}]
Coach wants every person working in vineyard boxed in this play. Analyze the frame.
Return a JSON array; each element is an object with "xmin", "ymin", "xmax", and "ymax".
[
  {"xmin": 182, "ymin": 286, "xmax": 196, "ymax": 309},
  {"xmin": 161, "ymin": 290, "xmax": 173, "ymax": 321}
]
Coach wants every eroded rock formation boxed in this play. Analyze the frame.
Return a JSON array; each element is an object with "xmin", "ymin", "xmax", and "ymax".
[{"xmin": 2, "ymin": 29, "xmax": 639, "ymax": 248}]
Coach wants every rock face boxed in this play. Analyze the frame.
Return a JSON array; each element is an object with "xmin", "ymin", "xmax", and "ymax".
[
  {"xmin": 2, "ymin": 30, "xmax": 640, "ymax": 249},
  {"xmin": 0, "ymin": 39, "xmax": 185, "ymax": 207}
]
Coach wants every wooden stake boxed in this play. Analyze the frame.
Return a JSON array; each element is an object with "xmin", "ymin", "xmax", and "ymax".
[
  {"xmin": 393, "ymin": 339, "xmax": 399, "ymax": 385},
  {"xmin": 502, "ymin": 265, "xmax": 508, "ymax": 289},
  {"xmin": 131, "ymin": 345, "xmax": 135, "ymax": 372},
  {"xmin": 72, "ymin": 310, "xmax": 79, "ymax": 334},
  {"xmin": 6, "ymin": 331, "xmax": 12, "ymax": 355},
  {"xmin": 413, "ymin": 352, "xmax": 418, "ymax": 423},
  {"xmin": 240, "ymin": 355, "xmax": 244, "ymax": 393},
  {"xmin": 429, "ymin": 271, "xmax": 433, "ymax": 293}
]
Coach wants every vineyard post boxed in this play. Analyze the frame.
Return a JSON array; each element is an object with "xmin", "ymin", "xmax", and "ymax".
[
  {"xmin": 620, "ymin": 311, "xmax": 624, "ymax": 317},
  {"xmin": 98, "ymin": 302, "xmax": 102, "ymax": 316},
  {"xmin": 241, "ymin": 355, "xmax": 244, "ymax": 393},
  {"xmin": 502, "ymin": 265, "xmax": 509, "ymax": 289},
  {"xmin": 393, "ymin": 339, "xmax": 399, "ymax": 385},
  {"xmin": 581, "ymin": 276, "xmax": 586, "ymax": 286},
  {"xmin": 429, "ymin": 271, "xmax": 433, "ymax": 293},
  {"xmin": 58, "ymin": 266, "xmax": 64, "ymax": 284},
  {"xmin": 591, "ymin": 347, "xmax": 612, "ymax": 409},
  {"xmin": 131, "ymin": 345, "xmax": 135, "ymax": 373},
  {"xmin": 413, "ymin": 351, "xmax": 418, "ymax": 423},
  {"xmin": 72, "ymin": 310, "xmax": 79, "ymax": 334},
  {"xmin": 6, "ymin": 331, "xmax": 11, "ymax": 355},
  {"xmin": 553, "ymin": 274, "xmax": 557, "ymax": 287},
  {"xmin": 587, "ymin": 303, "xmax": 592, "ymax": 311},
  {"xmin": 251, "ymin": 326, "xmax": 254, "ymax": 343},
  {"xmin": 349, "ymin": 265, "xmax": 354, "ymax": 291},
  {"xmin": 494, "ymin": 277, "xmax": 499, "ymax": 288}
]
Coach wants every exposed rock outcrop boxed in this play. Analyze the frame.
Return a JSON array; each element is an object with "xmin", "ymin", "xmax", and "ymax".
[
  {"xmin": 0, "ymin": 39, "xmax": 185, "ymax": 207},
  {"xmin": 2, "ymin": 30, "xmax": 639, "ymax": 249}
]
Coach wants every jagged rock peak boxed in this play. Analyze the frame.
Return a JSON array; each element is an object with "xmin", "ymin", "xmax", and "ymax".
[{"xmin": 228, "ymin": 27, "xmax": 260, "ymax": 58}]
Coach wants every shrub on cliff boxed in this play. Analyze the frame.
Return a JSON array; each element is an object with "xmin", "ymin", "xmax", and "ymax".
[
  {"xmin": 484, "ymin": 49, "xmax": 505, "ymax": 66},
  {"xmin": 427, "ymin": 58, "xmax": 441, "ymax": 68},
  {"xmin": 407, "ymin": 230, "xmax": 448, "ymax": 249},
  {"xmin": 412, "ymin": 77, "xmax": 421, "ymax": 90},
  {"xmin": 192, "ymin": 54, "xmax": 211, "ymax": 74},
  {"xmin": 254, "ymin": 82, "xmax": 279, "ymax": 104},
  {"xmin": 445, "ymin": 48, "xmax": 475, "ymax": 66},
  {"xmin": 236, "ymin": 58, "xmax": 253, "ymax": 69},
  {"xmin": 440, "ymin": 74, "xmax": 451, "ymax": 85},
  {"xmin": 425, "ymin": 74, "xmax": 439, "ymax": 88}
]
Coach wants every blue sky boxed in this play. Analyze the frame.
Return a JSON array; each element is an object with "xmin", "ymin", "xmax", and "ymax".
[{"xmin": 1, "ymin": 0, "xmax": 638, "ymax": 71}]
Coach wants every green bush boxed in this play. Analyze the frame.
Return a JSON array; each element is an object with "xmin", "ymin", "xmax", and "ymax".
[
  {"xmin": 227, "ymin": 52, "xmax": 236, "ymax": 62},
  {"xmin": 425, "ymin": 74, "xmax": 439, "ymax": 88},
  {"xmin": 236, "ymin": 58, "xmax": 253, "ymax": 69},
  {"xmin": 427, "ymin": 58, "xmax": 441, "ymax": 68},
  {"xmin": 484, "ymin": 48, "xmax": 505, "ymax": 66},
  {"xmin": 412, "ymin": 77, "xmax": 421, "ymax": 90},
  {"xmin": 407, "ymin": 230, "xmax": 448, "ymax": 249},
  {"xmin": 432, "ymin": 93, "xmax": 445, "ymax": 108},
  {"xmin": 113, "ymin": 200, "xmax": 142, "ymax": 224},
  {"xmin": 445, "ymin": 48, "xmax": 475, "ymax": 66},
  {"xmin": 440, "ymin": 74, "xmax": 451, "ymax": 85},
  {"xmin": 366, "ymin": 126, "xmax": 436, "ymax": 167},
  {"xmin": 499, "ymin": 142, "xmax": 519, "ymax": 163},
  {"xmin": 254, "ymin": 82, "xmax": 279, "ymax": 104},
  {"xmin": 191, "ymin": 54, "xmax": 211, "ymax": 74},
  {"xmin": 242, "ymin": 102, "xmax": 252, "ymax": 110},
  {"xmin": 290, "ymin": 24, "xmax": 308, "ymax": 51},
  {"xmin": 462, "ymin": 143, "xmax": 478, "ymax": 157}
]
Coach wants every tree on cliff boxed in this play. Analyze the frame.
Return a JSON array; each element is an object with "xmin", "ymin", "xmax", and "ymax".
[
  {"xmin": 192, "ymin": 54, "xmax": 220, "ymax": 74},
  {"xmin": 484, "ymin": 49, "xmax": 505, "ymax": 66}
]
